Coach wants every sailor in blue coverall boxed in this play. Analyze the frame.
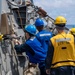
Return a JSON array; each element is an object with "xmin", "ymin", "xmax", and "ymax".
[
  {"xmin": 34, "ymin": 18, "xmax": 53, "ymax": 75},
  {"xmin": 14, "ymin": 24, "xmax": 47, "ymax": 75},
  {"xmin": 35, "ymin": 18, "xmax": 53, "ymax": 54}
]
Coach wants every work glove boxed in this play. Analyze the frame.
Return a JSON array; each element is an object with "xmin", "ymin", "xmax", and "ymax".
[
  {"xmin": 3, "ymin": 34, "xmax": 19, "ymax": 40},
  {"xmin": 3, "ymin": 34, "xmax": 11, "ymax": 40}
]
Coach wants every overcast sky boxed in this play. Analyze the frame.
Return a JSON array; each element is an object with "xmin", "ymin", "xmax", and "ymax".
[{"xmin": 34, "ymin": 0, "xmax": 75, "ymax": 25}]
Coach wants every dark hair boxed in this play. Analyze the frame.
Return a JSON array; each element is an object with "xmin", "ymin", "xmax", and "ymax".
[
  {"xmin": 36, "ymin": 25, "xmax": 43, "ymax": 31},
  {"xmin": 25, "ymin": 31, "xmax": 34, "ymax": 36},
  {"xmin": 55, "ymin": 24, "xmax": 65, "ymax": 27}
]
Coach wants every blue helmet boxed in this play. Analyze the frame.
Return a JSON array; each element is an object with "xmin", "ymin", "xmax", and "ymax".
[
  {"xmin": 25, "ymin": 25, "xmax": 36, "ymax": 35},
  {"xmin": 35, "ymin": 18, "xmax": 44, "ymax": 26}
]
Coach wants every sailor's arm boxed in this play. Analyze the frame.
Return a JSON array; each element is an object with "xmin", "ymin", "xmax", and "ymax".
[
  {"xmin": 14, "ymin": 40, "xmax": 35, "ymax": 55},
  {"xmin": 14, "ymin": 42, "xmax": 29, "ymax": 53},
  {"xmin": 45, "ymin": 40, "xmax": 54, "ymax": 74}
]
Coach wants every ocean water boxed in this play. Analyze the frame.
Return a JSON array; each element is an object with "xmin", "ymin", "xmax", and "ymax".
[{"xmin": 66, "ymin": 25, "xmax": 75, "ymax": 29}]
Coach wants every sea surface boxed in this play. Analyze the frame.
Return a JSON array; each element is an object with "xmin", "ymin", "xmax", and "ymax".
[{"xmin": 66, "ymin": 25, "xmax": 75, "ymax": 29}]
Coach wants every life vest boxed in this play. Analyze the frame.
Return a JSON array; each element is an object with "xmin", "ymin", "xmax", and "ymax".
[
  {"xmin": 36, "ymin": 30, "xmax": 52, "ymax": 52},
  {"xmin": 26, "ymin": 37, "xmax": 46, "ymax": 64},
  {"xmin": 50, "ymin": 32, "xmax": 75, "ymax": 68}
]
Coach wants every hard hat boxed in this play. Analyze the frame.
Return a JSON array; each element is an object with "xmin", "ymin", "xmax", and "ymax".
[
  {"xmin": 0, "ymin": 34, "xmax": 3, "ymax": 41},
  {"xmin": 54, "ymin": 16, "xmax": 66, "ymax": 25},
  {"xmin": 35, "ymin": 18, "xmax": 44, "ymax": 26},
  {"xmin": 25, "ymin": 24, "xmax": 36, "ymax": 35},
  {"xmin": 70, "ymin": 28, "xmax": 75, "ymax": 35}
]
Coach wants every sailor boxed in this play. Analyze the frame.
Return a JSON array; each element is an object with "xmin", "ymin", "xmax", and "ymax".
[
  {"xmin": 69, "ymin": 28, "xmax": 75, "ymax": 42},
  {"xmin": 34, "ymin": 18, "xmax": 53, "ymax": 75},
  {"xmin": 69, "ymin": 28, "xmax": 75, "ymax": 37},
  {"xmin": 45, "ymin": 16, "xmax": 75, "ymax": 75},
  {"xmin": 35, "ymin": 18, "xmax": 53, "ymax": 54},
  {"xmin": 14, "ymin": 24, "xmax": 47, "ymax": 75}
]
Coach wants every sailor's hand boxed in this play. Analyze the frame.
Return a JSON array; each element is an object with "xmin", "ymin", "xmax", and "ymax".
[
  {"xmin": 46, "ymin": 69, "xmax": 50, "ymax": 75},
  {"xmin": 13, "ymin": 39, "xmax": 21, "ymax": 45}
]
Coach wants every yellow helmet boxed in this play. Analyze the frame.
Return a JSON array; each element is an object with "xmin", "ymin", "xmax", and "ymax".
[
  {"xmin": 54, "ymin": 16, "xmax": 67, "ymax": 25},
  {"xmin": 70, "ymin": 28, "xmax": 75, "ymax": 35},
  {"xmin": 0, "ymin": 34, "xmax": 3, "ymax": 41}
]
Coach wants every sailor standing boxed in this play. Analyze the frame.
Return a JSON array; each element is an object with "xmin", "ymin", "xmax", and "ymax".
[
  {"xmin": 35, "ymin": 18, "xmax": 53, "ymax": 75},
  {"xmin": 45, "ymin": 16, "xmax": 75, "ymax": 75}
]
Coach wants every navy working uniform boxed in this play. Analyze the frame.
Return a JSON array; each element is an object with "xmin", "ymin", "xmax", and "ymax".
[
  {"xmin": 45, "ymin": 16, "xmax": 75, "ymax": 75},
  {"xmin": 36, "ymin": 30, "xmax": 53, "ymax": 53},
  {"xmin": 15, "ymin": 36, "xmax": 46, "ymax": 65},
  {"xmin": 14, "ymin": 24, "xmax": 47, "ymax": 75},
  {"xmin": 35, "ymin": 18, "xmax": 53, "ymax": 54},
  {"xmin": 35, "ymin": 18, "xmax": 53, "ymax": 75}
]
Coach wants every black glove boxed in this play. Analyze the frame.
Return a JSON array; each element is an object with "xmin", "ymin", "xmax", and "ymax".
[
  {"xmin": 3, "ymin": 34, "xmax": 20, "ymax": 40},
  {"xmin": 3, "ymin": 34, "xmax": 11, "ymax": 40}
]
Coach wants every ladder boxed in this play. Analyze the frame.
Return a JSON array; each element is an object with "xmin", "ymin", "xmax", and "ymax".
[{"xmin": 12, "ymin": 6, "xmax": 26, "ymax": 29}]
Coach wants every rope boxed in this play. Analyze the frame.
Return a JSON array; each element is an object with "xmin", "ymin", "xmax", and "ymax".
[{"xmin": 11, "ymin": 40, "xmax": 19, "ymax": 75}]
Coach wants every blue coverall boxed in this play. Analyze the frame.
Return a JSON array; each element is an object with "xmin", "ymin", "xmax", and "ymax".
[{"xmin": 15, "ymin": 36, "xmax": 47, "ymax": 75}]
